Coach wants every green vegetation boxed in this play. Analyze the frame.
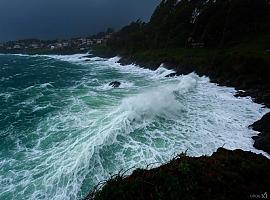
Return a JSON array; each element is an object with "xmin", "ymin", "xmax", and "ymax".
[
  {"xmin": 130, "ymin": 33, "xmax": 270, "ymax": 61},
  {"xmin": 85, "ymin": 148, "xmax": 270, "ymax": 200}
]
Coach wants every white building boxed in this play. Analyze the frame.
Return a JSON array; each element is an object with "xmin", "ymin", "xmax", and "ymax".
[
  {"xmin": 63, "ymin": 42, "xmax": 69, "ymax": 47},
  {"xmin": 31, "ymin": 44, "xmax": 39, "ymax": 49},
  {"xmin": 86, "ymin": 40, "xmax": 93, "ymax": 46},
  {"xmin": 13, "ymin": 45, "xmax": 21, "ymax": 49},
  {"xmin": 56, "ymin": 43, "xmax": 63, "ymax": 48},
  {"xmin": 96, "ymin": 39, "xmax": 103, "ymax": 44}
]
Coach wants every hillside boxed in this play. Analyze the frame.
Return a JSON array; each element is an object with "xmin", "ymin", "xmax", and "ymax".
[{"xmin": 106, "ymin": 0, "xmax": 270, "ymax": 51}]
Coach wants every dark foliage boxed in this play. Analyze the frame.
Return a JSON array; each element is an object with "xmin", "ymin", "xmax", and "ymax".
[{"xmin": 107, "ymin": 0, "xmax": 270, "ymax": 52}]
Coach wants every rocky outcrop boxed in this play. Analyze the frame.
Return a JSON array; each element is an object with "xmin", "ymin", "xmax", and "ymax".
[
  {"xmin": 85, "ymin": 148, "xmax": 270, "ymax": 200},
  {"xmin": 165, "ymin": 72, "xmax": 178, "ymax": 77},
  {"xmin": 251, "ymin": 113, "xmax": 270, "ymax": 154},
  {"xmin": 109, "ymin": 81, "xmax": 121, "ymax": 88}
]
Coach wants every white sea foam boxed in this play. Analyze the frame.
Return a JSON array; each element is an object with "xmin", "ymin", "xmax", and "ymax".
[
  {"xmin": 116, "ymin": 76, "xmax": 197, "ymax": 122},
  {"xmin": 32, "ymin": 103, "xmax": 56, "ymax": 112},
  {"xmin": 40, "ymin": 82, "xmax": 54, "ymax": 88},
  {"xmin": 0, "ymin": 77, "xmax": 10, "ymax": 82},
  {"xmin": 108, "ymin": 59, "xmax": 176, "ymax": 80},
  {"xmin": 45, "ymin": 53, "xmax": 91, "ymax": 63},
  {"xmin": 0, "ymin": 92, "xmax": 12, "ymax": 102}
]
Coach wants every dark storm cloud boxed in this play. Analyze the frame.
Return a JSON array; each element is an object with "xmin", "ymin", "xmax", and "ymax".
[{"xmin": 0, "ymin": 0, "xmax": 160, "ymax": 41}]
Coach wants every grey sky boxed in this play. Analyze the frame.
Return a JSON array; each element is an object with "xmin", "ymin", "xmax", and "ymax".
[{"xmin": 0, "ymin": 0, "xmax": 160, "ymax": 41}]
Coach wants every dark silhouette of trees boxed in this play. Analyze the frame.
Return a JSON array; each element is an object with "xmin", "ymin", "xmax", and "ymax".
[{"xmin": 107, "ymin": 0, "xmax": 270, "ymax": 52}]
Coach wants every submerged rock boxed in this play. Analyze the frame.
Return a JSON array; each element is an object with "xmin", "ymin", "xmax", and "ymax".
[{"xmin": 109, "ymin": 81, "xmax": 121, "ymax": 88}]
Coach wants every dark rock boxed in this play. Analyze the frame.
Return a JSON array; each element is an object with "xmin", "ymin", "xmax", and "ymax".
[
  {"xmin": 118, "ymin": 57, "xmax": 161, "ymax": 70},
  {"xmin": 85, "ymin": 148, "xmax": 270, "ymax": 200},
  {"xmin": 250, "ymin": 112, "xmax": 270, "ymax": 154},
  {"xmin": 251, "ymin": 112, "xmax": 270, "ymax": 133},
  {"xmin": 253, "ymin": 135, "xmax": 270, "ymax": 154},
  {"xmin": 119, "ymin": 57, "xmax": 132, "ymax": 66},
  {"xmin": 82, "ymin": 55, "xmax": 94, "ymax": 59},
  {"xmin": 234, "ymin": 90, "xmax": 248, "ymax": 98},
  {"xmin": 109, "ymin": 81, "xmax": 121, "ymax": 88},
  {"xmin": 85, "ymin": 59, "xmax": 91, "ymax": 62},
  {"xmin": 165, "ymin": 72, "xmax": 178, "ymax": 77}
]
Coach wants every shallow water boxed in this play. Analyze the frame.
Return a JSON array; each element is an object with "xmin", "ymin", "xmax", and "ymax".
[{"xmin": 0, "ymin": 53, "xmax": 268, "ymax": 200}]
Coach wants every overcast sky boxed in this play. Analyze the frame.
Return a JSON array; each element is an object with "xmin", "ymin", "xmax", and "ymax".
[{"xmin": 0, "ymin": 0, "xmax": 160, "ymax": 42}]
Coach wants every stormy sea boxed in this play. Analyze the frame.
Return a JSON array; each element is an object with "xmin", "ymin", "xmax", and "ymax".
[{"xmin": 0, "ymin": 53, "xmax": 268, "ymax": 200}]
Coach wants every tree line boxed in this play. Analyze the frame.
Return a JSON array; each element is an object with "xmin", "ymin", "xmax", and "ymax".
[{"xmin": 106, "ymin": 0, "xmax": 270, "ymax": 53}]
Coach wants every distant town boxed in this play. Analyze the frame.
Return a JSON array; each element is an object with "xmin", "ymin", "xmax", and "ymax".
[{"xmin": 0, "ymin": 28, "xmax": 114, "ymax": 54}]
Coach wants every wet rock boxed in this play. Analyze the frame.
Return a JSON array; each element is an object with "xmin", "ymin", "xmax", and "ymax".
[
  {"xmin": 250, "ymin": 112, "xmax": 270, "ymax": 154},
  {"xmin": 165, "ymin": 73, "xmax": 178, "ymax": 77},
  {"xmin": 109, "ymin": 81, "xmax": 121, "ymax": 88},
  {"xmin": 234, "ymin": 90, "xmax": 248, "ymax": 98},
  {"xmin": 82, "ymin": 55, "xmax": 93, "ymax": 59}
]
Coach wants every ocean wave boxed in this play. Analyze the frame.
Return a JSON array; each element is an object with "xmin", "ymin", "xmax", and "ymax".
[
  {"xmin": 32, "ymin": 103, "xmax": 56, "ymax": 113},
  {"xmin": 45, "ymin": 53, "xmax": 91, "ymax": 63},
  {"xmin": 116, "ymin": 76, "xmax": 197, "ymax": 122},
  {"xmin": 98, "ymin": 57, "xmax": 177, "ymax": 79},
  {"xmin": 0, "ymin": 92, "xmax": 12, "ymax": 101},
  {"xmin": 0, "ymin": 77, "xmax": 10, "ymax": 82}
]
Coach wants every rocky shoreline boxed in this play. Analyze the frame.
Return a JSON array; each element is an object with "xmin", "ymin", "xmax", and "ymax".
[{"xmin": 91, "ymin": 48, "xmax": 270, "ymax": 155}]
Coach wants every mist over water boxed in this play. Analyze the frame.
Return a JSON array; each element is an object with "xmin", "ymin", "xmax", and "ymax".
[{"xmin": 0, "ymin": 54, "xmax": 268, "ymax": 200}]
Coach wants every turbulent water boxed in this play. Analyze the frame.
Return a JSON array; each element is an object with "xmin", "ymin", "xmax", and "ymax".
[{"xmin": 0, "ymin": 53, "xmax": 269, "ymax": 200}]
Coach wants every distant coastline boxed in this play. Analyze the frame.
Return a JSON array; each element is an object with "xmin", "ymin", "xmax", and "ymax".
[{"xmin": 0, "ymin": 29, "xmax": 113, "ymax": 55}]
